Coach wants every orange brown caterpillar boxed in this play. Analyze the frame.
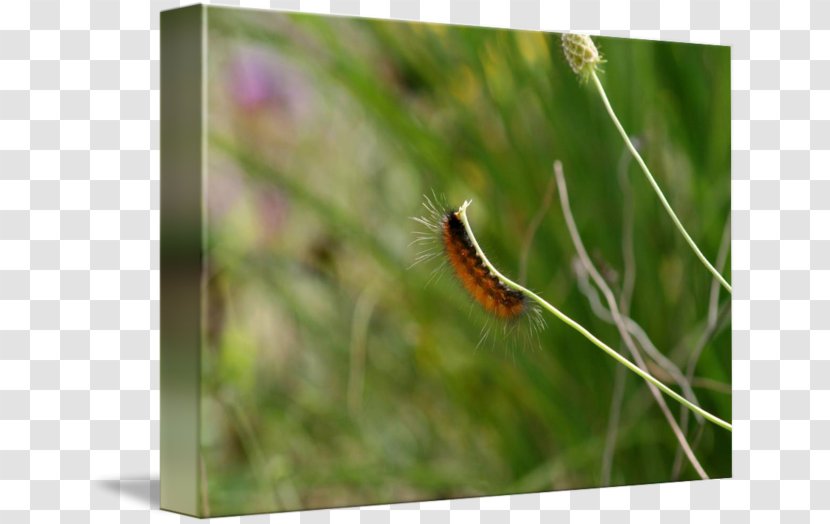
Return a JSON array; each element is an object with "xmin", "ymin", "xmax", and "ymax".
[
  {"xmin": 441, "ymin": 211, "xmax": 527, "ymax": 320},
  {"xmin": 412, "ymin": 195, "xmax": 543, "ymax": 341}
]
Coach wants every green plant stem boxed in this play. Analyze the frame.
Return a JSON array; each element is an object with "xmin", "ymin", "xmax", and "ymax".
[
  {"xmin": 589, "ymin": 71, "xmax": 732, "ymax": 294},
  {"xmin": 456, "ymin": 200, "xmax": 732, "ymax": 432}
]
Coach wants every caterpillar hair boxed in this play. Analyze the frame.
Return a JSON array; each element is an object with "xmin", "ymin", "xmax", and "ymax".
[{"xmin": 411, "ymin": 194, "xmax": 545, "ymax": 344}]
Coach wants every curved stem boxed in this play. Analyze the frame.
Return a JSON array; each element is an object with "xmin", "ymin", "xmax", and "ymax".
[
  {"xmin": 455, "ymin": 200, "xmax": 732, "ymax": 432},
  {"xmin": 555, "ymin": 162, "xmax": 707, "ymax": 478},
  {"xmin": 590, "ymin": 71, "xmax": 732, "ymax": 294}
]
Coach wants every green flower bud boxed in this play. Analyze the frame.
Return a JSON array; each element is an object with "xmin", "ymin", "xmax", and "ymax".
[{"xmin": 561, "ymin": 33, "xmax": 602, "ymax": 81}]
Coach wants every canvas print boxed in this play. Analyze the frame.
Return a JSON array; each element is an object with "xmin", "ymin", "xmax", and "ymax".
[{"xmin": 161, "ymin": 5, "xmax": 731, "ymax": 517}]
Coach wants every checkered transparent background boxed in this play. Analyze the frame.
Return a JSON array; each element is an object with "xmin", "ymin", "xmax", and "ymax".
[{"xmin": 0, "ymin": 0, "xmax": 826, "ymax": 522}]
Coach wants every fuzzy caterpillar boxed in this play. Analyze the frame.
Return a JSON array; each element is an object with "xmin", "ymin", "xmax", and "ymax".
[
  {"xmin": 441, "ymin": 210, "xmax": 527, "ymax": 319},
  {"xmin": 412, "ymin": 195, "xmax": 544, "ymax": 341}
]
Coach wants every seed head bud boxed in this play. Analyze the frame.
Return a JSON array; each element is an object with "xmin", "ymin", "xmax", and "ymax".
[{"xmin": 561, "ymin": 33, "xmax": 601, "ymax": 81}]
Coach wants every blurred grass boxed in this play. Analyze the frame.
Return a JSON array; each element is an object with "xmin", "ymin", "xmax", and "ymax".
[{"xmin": 199, "ymin": 7, "xmax": 731, "ymax": 515}]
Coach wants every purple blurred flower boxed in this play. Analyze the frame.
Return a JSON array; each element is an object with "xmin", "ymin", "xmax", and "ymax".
[
  {"xmin": 227, "ymin": 50, "xmax": 309, "ymax": 119},
  {"xmin": 228, "ymin": 52, "xmax": 277, "ymax": 112}
]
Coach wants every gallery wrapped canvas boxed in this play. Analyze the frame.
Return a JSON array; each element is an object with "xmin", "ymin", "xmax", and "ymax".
[{"xmin": 161, "ymin": 4, "xmax": 731, "ymax": 517}]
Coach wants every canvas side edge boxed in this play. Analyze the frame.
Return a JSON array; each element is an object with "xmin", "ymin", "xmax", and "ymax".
[{"xmin": 160, "ymin": 4, "xmax": 205, "ymax": 517}]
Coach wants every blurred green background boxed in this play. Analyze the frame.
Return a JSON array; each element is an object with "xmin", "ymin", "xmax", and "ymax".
[{"xmin": 201, "ymin": 7, "xmax": 730, "ymax": 515}]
